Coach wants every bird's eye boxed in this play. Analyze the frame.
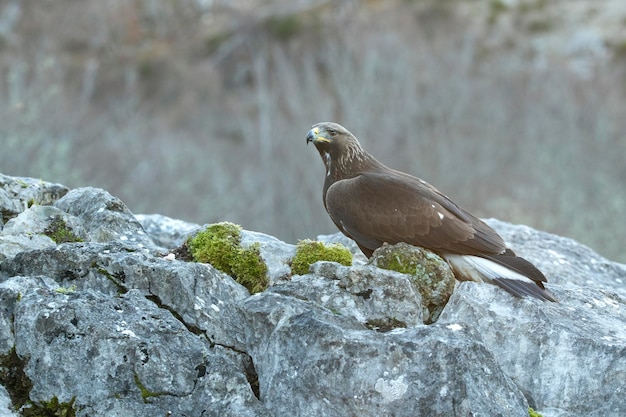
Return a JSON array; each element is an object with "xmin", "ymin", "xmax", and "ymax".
[{"xmin": 328, "ymin": 130, "xmax": 337, "ymax": 137}]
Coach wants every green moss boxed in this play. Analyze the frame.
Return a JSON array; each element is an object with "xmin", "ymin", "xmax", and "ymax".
[
  {"xmin": 370, "ymin": 243, "xmax": 456, "ymax": 324},
  {"xmin": 230, "ymin": 242, "xmax": 269, "ymax": 294},
  {"xmin": 291, "ymin": 239, "xmax": 353, "ymax": 275},
  {"xmin": 528, "ymin": 407, "xmax": 544, "ymax": 417},
  {"xmin": 134, "ymin": 373, "xmax": 166, "ymax": 403},
  {"xmin": 94, "ymin": 264, "xmax": 128, "ymax": 295},
  {"xmin": 21, "ymin": 396, "xmax": 77, "ymax": 417},
  {"xmin": 44, "ymin": 216, "xmax": 82, "ymax": 244},
  {"xmin": 54, "ymin": 285, "xmax": 77, "ymax": 294},
  {"xmin": 0, "ymin": 347, "xmax": 33, "ymax": 409},
  {"xmin": 189, "ymin": 222, "xmax": 241, "ymax": 275},
  {"xmin": 188, "ymin": 222, "xmax": 269, "ymax": 294},
  {"xmin": 0, "ymin": 349, "xmax": 78, "ymax": 414}
]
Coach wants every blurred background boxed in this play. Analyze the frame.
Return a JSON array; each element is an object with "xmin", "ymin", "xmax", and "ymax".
[{"xmin": 1, "ymin": 0, "xmax": 625, "ymax": 262}]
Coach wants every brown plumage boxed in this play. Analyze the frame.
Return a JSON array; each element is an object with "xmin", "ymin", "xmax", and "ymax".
[{"xmin": 306, "ymin": 122, "xmax": 556, "ymax": 302}]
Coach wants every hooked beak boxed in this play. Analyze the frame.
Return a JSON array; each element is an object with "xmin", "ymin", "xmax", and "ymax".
[{"xmin": 306, "ymin": 127, "xmax": 330, "ymax": 145}]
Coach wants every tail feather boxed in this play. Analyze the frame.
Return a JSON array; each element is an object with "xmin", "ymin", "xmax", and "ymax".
[
  {"xmin": 490, "ymin": 278, "xmax": 557, "ymax": 302},
  {"xmin": 443, "ymin": 253, "xmax": 557, "ymax": 302},
  {"xmin": 483, "ymin": 249, "xmax": 548, "ymax": 286}
]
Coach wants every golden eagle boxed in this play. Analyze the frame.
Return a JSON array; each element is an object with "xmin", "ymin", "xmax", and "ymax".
[{"xmin": 306, "ymin": 122, "xmax": 556, "ymax": 302}]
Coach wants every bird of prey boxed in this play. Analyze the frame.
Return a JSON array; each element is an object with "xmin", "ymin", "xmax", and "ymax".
[{"xmin": 306, "ymin": 122, "xmax": 556, "ymax": 302}]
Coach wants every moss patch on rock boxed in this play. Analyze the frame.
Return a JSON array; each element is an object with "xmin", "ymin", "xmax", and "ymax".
[
  {"xmin": 0, "ymin": 347, "xmax": 33, "ymax": 410},
  {"xmin": 1, "ymin": 348, "xmax": 78, "ymax": 415},
  {"xmin": 43, "ymin": 216, "xmax": 83, "ymax": 244},
  {"xmin": 291, "ymin": 239, "xmax": 353, "ymax": 275},
  {"xmin": 188, "ymin": 222, "xmax": 268, "ymax": 294},
  {"xmin": 370, "ymin": 243, "xmax": 455, "ymax": 324},
  {"xmin": 21, "ymin": 396, "xmax": 77, "ymax": 417},
  {"xmin": 134, "ymin": 373, "xmax": 167, "ymax": 403}
]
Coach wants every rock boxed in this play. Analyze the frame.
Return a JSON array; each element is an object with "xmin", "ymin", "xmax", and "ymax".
[
  {"xmin": 0, "ymin": 183, "xmax": 264, "ymax": 416},
  {"xmin": 0, "ymin": 175, "xmax": 71, "ymax": 260},
  {"xmin": 439, "ymin": 283, "xmax": 626, "ymax": 417},
  {"xmin": 0, "ymin": 242, "xmax": 253, "ymax": 350},
  {"xmin": 317, "ymin": 232, "xmax": 369, "ymax": 265},
  {"xmin": 0, "ymin": 234, "xmax": 57, "ymax": 262},
  {"xmin": 242, "ymin": 293, "xmax": 529, "ymax": 417},
  {"xmin": 54, "ymin": 187, "xmax": 157, "ymax": 249},
  {"xmin": 12, "ymin": 286, "xmax": 265, "ymax": 417},
  {"xmin": 0, "ymin": 174, "xmax": 69, "ymax": 222},
  {"xmin": 485, "ymin": 218, "xmax": 626, "ymax": 298},
  {"xmin": 369, "ymin": 243, "xmax": 456, "ymax": 323},
  {"xmin": 0, "ymin": 174, "xmax": 625, "ymax": 417},
  {"xmin": 0, "ymin": 205, "xmax": 83, "ymax": 261},
  {"xmin": 240, "ymin": 229, "xmax": 296, "ymax": 284},
  {"xmin": 2, "ymin": 205, "xmax": 84, "ymax": 239},
  {"xmin": 135, "ymin": 213, "xmax": 200, "ymax": 249},
  {"xmin": 0, "ymin": 247, "xmax": 262, "ymax": 415},
  {"xmin": 273, "ymin": 261, "xmax": 424, "ymax": 329},
  {"xmin": 0, "ymin": 385, "xmax": 18, "ymax": 417},
  {"xmin": 135, "ymin": 215, "xmax": 296, "ymax": 285}
]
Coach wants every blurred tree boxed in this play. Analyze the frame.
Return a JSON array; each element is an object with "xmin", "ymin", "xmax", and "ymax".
[{"xmin": 0, "ymin": 0, "xmax": 625, "ymax": 263}]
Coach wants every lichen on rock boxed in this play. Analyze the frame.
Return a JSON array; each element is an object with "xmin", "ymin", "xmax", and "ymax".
[{"xmin": 369, "ymin": 242, "xmax": 456, "ymax": 323}]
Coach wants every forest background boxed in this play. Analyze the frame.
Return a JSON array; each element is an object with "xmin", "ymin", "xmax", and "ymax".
[{"xmin": 1, "ymin": 0, "xmax": 625, "ymax": 262}]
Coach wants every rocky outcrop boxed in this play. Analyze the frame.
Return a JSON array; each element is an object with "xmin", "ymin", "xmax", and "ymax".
[{"xmin": 1, "ymin": 175, "xmax": 625, "ymax": 417}]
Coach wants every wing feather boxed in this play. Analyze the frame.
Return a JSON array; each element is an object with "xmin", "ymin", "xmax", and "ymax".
[{"xmin": 325, "ymin": 171, "xmax": 506, "ymax": 257}]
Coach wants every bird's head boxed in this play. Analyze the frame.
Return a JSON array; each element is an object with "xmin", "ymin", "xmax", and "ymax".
[
  {"xmin": 306, "ymin": 122, "xmax": 377, "ymax": 180},
  {"xmin": 306, "ymin": 122, "xmax": 363, "ymax": 160}
]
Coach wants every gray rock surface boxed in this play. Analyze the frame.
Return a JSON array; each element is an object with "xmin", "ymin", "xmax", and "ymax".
[
  {"xmin": 243, "ymin": 293, "xmax": 529, "ymax": 417},
  {"xmin": 54, "ymin": 187, "xmax": 157, "ymax": 249},
  {"xmin": 0, "ymin": 175, "xmax": 71, "ymax": 260},
  {"xmin": 0, "ymin": 174, "xmax": 69, "ymax": 220},
  {"xmin": 272, "ymin": 261, "xmax": 424, "ymax": 329},
  {"xmin": 485, "ymin": 218, "xmax": 626, "ymax": 298},
  {"xmin": 13, "ymin": 287, "xmax": 265, "ymax": 417},
  {"xmin": 439, "ymin": 283, "xmax": 626, "ymax": 417},
  {"xmin": 135, "ymin": 213, "xmax": 200, "ymax": 249},
  {"xmin": 1, "ymin": 174, "xmax": 625, "ymax": 417},
  {"xmin": 0, "ymin": 385, "xmax": 18, "ymax": 417}
]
